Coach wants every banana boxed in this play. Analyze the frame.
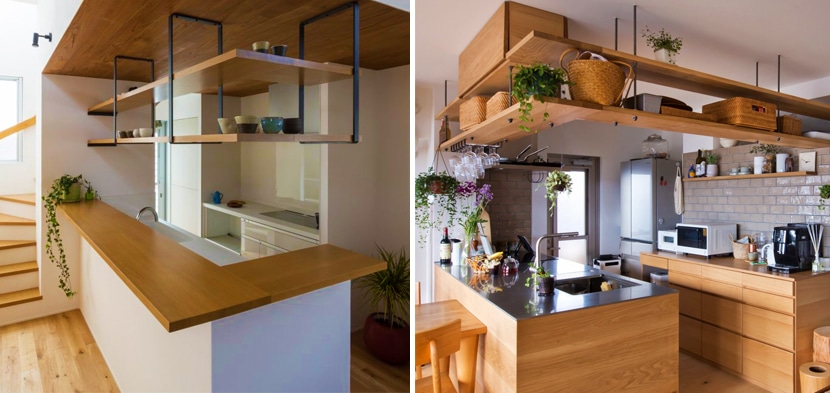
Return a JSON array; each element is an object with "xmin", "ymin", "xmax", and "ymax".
[{"xmin": 487, "ymin": 251, "xmax": 504, "ymax": 261}]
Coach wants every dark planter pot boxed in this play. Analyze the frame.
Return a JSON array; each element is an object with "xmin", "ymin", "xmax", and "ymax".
[
  {"xmin": 363, "ymin": 313, "xmax": 409, "ymax": 365},
  {"xmin": 61, "ymin": 183, "xmax": 81, "ymax": 203},
  {"xmin": 538, "ymin": 276, "xmax": 555, "ymax": 296},
  {"xmin": 429, "ymin": 179, "xmax": 448, "ymax": 194},
  {"xmin": 552, "ymin": 184, "xmax": 566, "ymax": 192}
]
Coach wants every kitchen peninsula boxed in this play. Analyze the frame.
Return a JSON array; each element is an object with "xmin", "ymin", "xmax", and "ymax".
[{"xmin": 434, "ymin": 259, "xmax": 678, "ymax": 392}]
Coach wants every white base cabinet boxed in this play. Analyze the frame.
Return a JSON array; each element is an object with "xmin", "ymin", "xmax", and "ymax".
[{"xmin": 241, "ymin": 218, "xmax": 317, "ymax": 259}]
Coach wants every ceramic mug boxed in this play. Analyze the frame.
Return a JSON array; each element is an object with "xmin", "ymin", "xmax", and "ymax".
[{"xmin": 212, "ymin": 190, "xmax": 223, "ymax": 204}]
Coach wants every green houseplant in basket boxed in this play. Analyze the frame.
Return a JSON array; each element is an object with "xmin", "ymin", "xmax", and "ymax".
[
  {"xmin": 357, "ymin": 245, "xmax": 409, "ymax": 365},
  {"xmin": 512, "ymin": 62, "xmax": 570, "ymax": 133},
  {"xmin": 542, "ymin": 170, "xmax": 573, "ymax": 214},
  {"xmin": 415, "ymin": 167, "xmax": 460, "ymax": 244},
  {"xmin": 43, "ymin": 174, "xmax": 92, "ymax": 298}
]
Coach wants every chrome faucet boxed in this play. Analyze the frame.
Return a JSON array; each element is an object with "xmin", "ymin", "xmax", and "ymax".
[
  {"xmin": 531, "ymin": 232, "xmax": 579, "ymax": 272},
  {"xmin": 135, "ymin": 206, "xmax": 158, "ymax": 222}
]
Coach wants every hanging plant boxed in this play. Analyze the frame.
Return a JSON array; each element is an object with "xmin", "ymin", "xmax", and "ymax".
[
  {"xmin": 43, "ymin": 174, "xmax": 92, "ymax": 298},
  {"xmin": 511, "ymin": 62, "xmax": 570, "ymax": 133},
  {"xmin": 543, "ymin": 170, "xmax": 573, "ymax": 214},
  {"xmin": 414, "ymin": 168, "xmax": 460, "ymax": 244}
]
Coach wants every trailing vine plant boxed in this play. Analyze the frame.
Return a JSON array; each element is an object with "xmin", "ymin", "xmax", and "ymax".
[
  {"xmin": 43, "ymin": 174, "xmax": 87, "ymax": 298},
  {"xmin": 511, "ymin": 62, "xmax": 570, "ymax": 133}
]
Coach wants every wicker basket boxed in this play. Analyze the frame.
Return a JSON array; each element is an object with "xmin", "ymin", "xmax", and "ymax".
[
  {"xmin": 777, "ymin": 115, "xmax": 802, "ymax": 135},
  {"xmin": 460, "ymin": 96, "xmax": 487, "ymax": 130},
  {"xmin": 729, "ymin": 234, "xmax": 754, "ymax": 260},
  {"xmin": 702, "ymin": 97, "xmax": 776, "ymax": 131},
  {"xmin": 560, "ymin": 48, "xmax": 635, "ymax": 106},
  {"xmin": 486, "ymin": 92, "xmax": 515, "ymax": 119},
  {"xmin": 660, "ymin": 106, "xmax": 716, "ymax": 122}
]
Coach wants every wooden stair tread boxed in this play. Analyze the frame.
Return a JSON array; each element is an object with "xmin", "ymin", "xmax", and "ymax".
[
  {"xmin": 0, "ymin": 194, "xmax": 36, "ymax": 206},
  {"xmin": 0, "ymin": 287, "xmax": 41, "ymax": 308},
  {"xmin": 0, "ymin": 261, "xmax": 37, "ymax": 277},
  {"xmin": 0, "ymin": 240, "xmax": 36, "ymax": 250},
  {"xmin": 0, "ymin": 213, "xmax": 35, "ymax": 225}
]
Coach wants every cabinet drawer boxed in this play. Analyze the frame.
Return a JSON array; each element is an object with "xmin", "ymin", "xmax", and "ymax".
[
  {"xmin": 701, "ymin": 293, "xmax": 742, "ymax": 333},
  {"xmin": 742, "ymin": 305, "xmax": 794, "ymax": 352},
  {"xmin": 702, "ymin": 323, "xmax": 742, "ymax": 373},
  {"xmin": 670, "ymin": 284, "xmax": 701, "ymax": 319},
  {"xmin": 742, "ymin": 274, "xmax": 793, "ymax": 297},
  {"xmin": 743, "ymin": 288, "xmax": 794, "ymax": 315},
  {"xmin": 641, "ymin": 254, "xmax": 668, "ymax": 269},
  {"xmin": 669, "ymin": 272, "xmax": 701, "ymax": 291},
  {"xmin": 242, "ymin": 220, "xmax": 318, "ymax": 252},
  {"xmin": 241, "ymin": 236, "xmax": 261, "ymax": 259},
  {"xmin": 701, "ymin": 266, "xmax": 742, "ymax": 285},
  {"xmin": 669, "ymin": 259, "xmax": 702, "ymax": 276},
  {"xmin": 742, "ymin": 338, "xmax": 794, "ymax": 393},
  {"xmin": 261, "ymin": 242, "xmax": 287, "ymax": 257},
  {"xmin": 679, "ymin": 315, "xmax": 701, "ymax": 356},
  {"xmin": 702, "ymin": 279, "xmax": 742, "ymax": 302}
]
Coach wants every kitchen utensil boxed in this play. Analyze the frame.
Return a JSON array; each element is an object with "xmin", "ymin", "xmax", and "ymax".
[
  {"xmin": 283, "ymin": 117, "xmax": 303, "ymax": 134},
  {"xmin": 260, "ymin": 117, "xmax": 284, "ymax": 133},
  {"xmin": 521, "ymin": 145, "xmax": 549, "ymax": 162},
  {"xmin": 138, "ymin": 128, "xmax": 152, "ymax": 137},
  {"xmin": 218, "ymin": 118, "xmax": 238, "ymax": 134},
  {"xmin": 252, "ymin": 41, "xmax": 270, "ymax": 53},
  {"xmin": 271, "ymin": 45, "xmax": 287, "ymax": 56},
  {"xmin": 212, "ymin": 191, "xmax": 223, "ymax": 204}
]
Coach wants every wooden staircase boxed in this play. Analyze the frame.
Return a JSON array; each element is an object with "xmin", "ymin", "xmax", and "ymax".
[{"xmin": 0, "ymin": 194, "xmax": 41, "ymax": 308}]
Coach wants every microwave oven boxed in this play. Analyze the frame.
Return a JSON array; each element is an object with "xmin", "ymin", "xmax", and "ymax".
[
  {"xmin": 657, "ymin": 230, "xmax": 677, "ymax": 252},
  {"xmin": 675, "ymin": 223, "xmax": 737, "ymax": 257}
]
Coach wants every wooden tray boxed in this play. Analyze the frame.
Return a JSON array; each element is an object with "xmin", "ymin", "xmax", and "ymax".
[{"xmin": 660, "ymin": 106, "xmax": 716, "ymax": 122}]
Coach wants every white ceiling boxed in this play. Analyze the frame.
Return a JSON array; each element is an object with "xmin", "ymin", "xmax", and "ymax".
[{"xmin": 415, "ymin": 0, "xmax": 830, "ymax": 98}]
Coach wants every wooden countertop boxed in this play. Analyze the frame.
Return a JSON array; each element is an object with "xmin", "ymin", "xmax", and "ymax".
[
  {"xmin": 60, "ymin": 201, "xmax": 385, "ymax": 332},
  {"xmin": 648, "ymin": 250, "xmax": 828, "ymax": 282},
  {"xmin": 222, "ymin": 245, "xmax": 386, "ymax": 303}
]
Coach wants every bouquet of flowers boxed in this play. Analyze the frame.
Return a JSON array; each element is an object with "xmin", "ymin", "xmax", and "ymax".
[{"xmin": 456, "ymin": 181, "xmax": 493, "ymax": 240}]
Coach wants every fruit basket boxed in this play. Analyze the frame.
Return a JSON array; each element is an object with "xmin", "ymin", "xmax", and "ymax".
[{"xmin": 465, "ymin": 252, "xmax": 504, "ymax": 274}]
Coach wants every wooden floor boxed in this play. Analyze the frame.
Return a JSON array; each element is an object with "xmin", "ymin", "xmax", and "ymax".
[
  {"xmin": 0, "ymin": 310, "xmax": 119, "ymax": 392},
  {"xmin": 680, "ymin": 352, "xmax": 768, "ymax": 392},
  {"xmin": 351, "ymin": 330, "xmax": 409, "ymax": 393}
]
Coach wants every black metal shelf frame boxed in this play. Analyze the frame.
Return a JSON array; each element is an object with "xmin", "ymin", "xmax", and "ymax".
[{"xmin": 87, "ymin": 55, "xmax": 155, "ymax": 147}]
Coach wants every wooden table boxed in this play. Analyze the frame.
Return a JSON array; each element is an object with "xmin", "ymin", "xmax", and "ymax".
[{"xmin": 415, "ymin": 299, "xmax": 487, "ymax": 393}]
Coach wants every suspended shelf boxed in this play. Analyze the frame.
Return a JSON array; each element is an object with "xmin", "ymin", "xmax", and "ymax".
[{"xmin": 683, "ymin": 171, "xmax": 815, "ymax": 182}]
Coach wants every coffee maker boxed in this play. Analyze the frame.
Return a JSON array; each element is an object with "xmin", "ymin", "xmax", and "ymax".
[{"xmin": 770, "ymin": 223, "xmax": 818, "ymax": 272}]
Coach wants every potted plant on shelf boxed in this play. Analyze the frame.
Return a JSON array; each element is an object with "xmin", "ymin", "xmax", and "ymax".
[
  {"xmin": 543, "ymin": 170, "xmax": 573, "ymax": 214},
  {"xmin": 642, "ymin": 26, "xmax": 683, "ymax": 64},
  {"xmin": 705, "ymin": 152, "xmax": 720, "ymax": 177},
  {"xmin": 525, "ymin": 265, "xmax": 554, "ymax": 295},
  {"xmin": 750, "ymin": 143, "xmax": 781, "ymax": 174},
  {"xmin": 819, "ymin": 185, "xmax": 830, "ymax": 210},
  {"xmin": 415, "ymin": 168, "xmax": 460, "ymax": 244},
  {"xmin": 512, "ymin": 62, "xmax": 570, "ymax": 133},
  {"xmin": 458, "ymin": 181, "xmax": 493, "ymax": 257},
  {"xmin": 43, "ymin": 174, "xmax": 93, "ymax": 298},
  {"xmin": 357, "ymin": 246, "xmax": 409, "ymax": 365}
]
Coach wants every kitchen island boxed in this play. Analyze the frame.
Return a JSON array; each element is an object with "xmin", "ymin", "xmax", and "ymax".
[{"xmin": 433, "ymin": 259, "xmax": 678, "ymax": 392}]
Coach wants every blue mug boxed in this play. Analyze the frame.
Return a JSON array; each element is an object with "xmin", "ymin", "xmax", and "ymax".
[{"xmin": 212, "ymin": 191, "xmax": 223, "ymax": 204}]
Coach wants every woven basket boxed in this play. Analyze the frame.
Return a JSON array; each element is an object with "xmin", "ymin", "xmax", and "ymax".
[
  {"xmin": 702, "ymin": 97, "xmax": 776, "ymax": 131},
  {"xmin": 729, "ymin": 234, "xmax": 754, "ymax": 260},
  {"xmin": 560, "ymin": 48, "xmax": 635, "ymax": 106},
  {"xmin": 486, "ymin": 92, "xmax": 515, "ymax": 119},
  {"xmin": 777, "ymin": 115, "xmax": 802, "ymax": 135},
  {"xmin": 660, "ymin": 106, "xmax": 716, "ymax": 122},
  {"xmin": 460, "ymin": 96, "xmax": 487, "ymax": 130}
]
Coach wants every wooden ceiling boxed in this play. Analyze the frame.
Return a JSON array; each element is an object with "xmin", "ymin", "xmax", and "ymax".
[{"xmin": 43, "ymin": 0, "xmax": 410, "ymax": 83}]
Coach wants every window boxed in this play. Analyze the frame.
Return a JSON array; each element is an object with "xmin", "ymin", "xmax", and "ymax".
[
  {"xmin": 547, "ymin": 155, "xmax": 600, "ymax": 264},
  {"xmin": 0, "ymin": 77, "xmax": 21, "ymax": 162}
]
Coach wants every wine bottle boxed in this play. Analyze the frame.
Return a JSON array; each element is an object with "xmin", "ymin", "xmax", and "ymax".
[
  {"xmin": 695, "ymin": 149, "xmax": 706, "ymax": 177},
  {"xmin": 439, "ymin": 227, "xmax": 452, "ymax": 264}
]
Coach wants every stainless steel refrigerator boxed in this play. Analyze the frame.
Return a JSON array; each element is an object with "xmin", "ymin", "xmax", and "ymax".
[{"xmin": 620, "ymin": 158, "xmax": 681, "ymax": 277}]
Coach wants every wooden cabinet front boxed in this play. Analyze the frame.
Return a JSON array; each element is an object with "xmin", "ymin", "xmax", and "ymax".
[
  {"xmin": 742, "ymin": 337, "xmax": 794, "ymax": 393},
  {"xmin": 670, "ymin": 284, "xmax": 701, "ymax": 320},
  {"xmin": 641, "ymin": 254, "xmax": 668, "ymax": 269},
  {"xmin": 742, "ymin": 304, "xmax": 794, "ymax": 352},
  {"xmin": 702, "ymin": 323, "xmax": 742, "ymax": 373},
  {"xmin": 701, "ymin": 293, "xmax": 742, "ymax": 333},
  {"xmin": 679, "ymin": 315, "xmax": 702, "ymax": 356}
]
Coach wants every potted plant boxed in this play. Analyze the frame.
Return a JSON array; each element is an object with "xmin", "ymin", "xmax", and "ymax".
[
  {"xmin": 543, "ymin": 170, "xmax": 573, "ymax": 214},
  {"xmin": 705, "ymin": 152, "xmax": 720, "ymax": 177},
  {"xmin": 525, "ymin": 265, "xmax": 554, "ymax": 295},
  {"xmin": 642, "ymin": 26, "xmax": 683, "ymax": 64},
  {"xmin": 43, "ymin": 174, "xmax": 92, "ymax": 298},
  {"xmin": 357, "ymin": 246, "xmax": 409, "ymax": 365},
  {"xmin": 83, "ymin": 179, "xmax": 98, "ymax": 200},
  {"xmin": 819, "ymin": 185, "xmax": 830, "ymax": 210},
  {"xmin": 415, "ymin": 168, "xmax": 460, "ymax": 244},
  {"xmin": 512, "ymin": 62, "xmax": 570, "ymax": 133},
  {"xmin": 750, "ymin": 143, "xmax": 781, "ymax": 174},
  {"xmin": 458, "ymin": 182, "xmax": 493, "ymax": 256}
]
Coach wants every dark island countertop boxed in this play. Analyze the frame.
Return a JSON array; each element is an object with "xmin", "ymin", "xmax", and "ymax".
[{"xmin": 437, "ymin": 258, "xmax": 675, "ymax": 320}]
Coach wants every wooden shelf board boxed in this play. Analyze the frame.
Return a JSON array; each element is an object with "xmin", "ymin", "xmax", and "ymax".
[
  {"xmin": 87, "ymin": 50, "xmax": 353, "ymax": 114},
  {"xmin": 683, "ymin": 171, "xmax": 815, "ymax": 182},
  {"xmin": 443, "ymin": 30, "xmax": 830, "ymax": 123},
  {"xmin": 172, "ymin": 133, "xmax": 354, "ymax": 144},
  {"xmin": 205, "ymin": 235, "xmax": 241, "ymax": 254},
  {"xmin": 435, "ymin": 97, "xmax": 464, "ymax": 121},
  {"xmin": 438, "ymin": 98, "xmax": 830, "ymax": 151},
  {"xmin": 88, "ymin": 137, "xmax": 168, "ymax": 146}
]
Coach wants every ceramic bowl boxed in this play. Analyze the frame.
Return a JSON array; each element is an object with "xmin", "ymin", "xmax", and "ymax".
[
  {"xmin": 271, "ymin": 45, "xmax": 287, "ymax": 56},
  {"xmin": 283, "ymin": 117, "xmax": 303, "ymax": 134},
  {"xmin": 252, "ymin": 41, "xmax": 270, "ymax": 53},
  {"xmin": 234, "ymin": 115, "xmax": 259, "ymax": 124},
  {"xmin": 118, "ymin": 130, "xmax": 130, "ymax": 138},
  {"xmin": 720, "ymin": 138, "xmax": 738, "ymax": 148},
  {"xmin": 237, "ymin": 123, "xmax": 259, "ymax": 134},
  {"xmin": 138, "ymin": 128, "xmax": 153, "ymax": 137},
  {"xmin": 260, "ymin": 117, "xmax": 284, "ymax": 134},
  {"xmin": 218, "ymin": 118, "xmax": 238, "ymax": 134}
]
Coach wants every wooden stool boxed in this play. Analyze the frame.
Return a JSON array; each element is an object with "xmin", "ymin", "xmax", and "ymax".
[{"xmin": 415, "ymin": 319, "xmax": 461, "ymax": 393}]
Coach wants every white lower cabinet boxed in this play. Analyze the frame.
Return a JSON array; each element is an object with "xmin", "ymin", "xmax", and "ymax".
[{"xmin": 241, "ymin": 219, "xmax": 317, "ymax": 259}]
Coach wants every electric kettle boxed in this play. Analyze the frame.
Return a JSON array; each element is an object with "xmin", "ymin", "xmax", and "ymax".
[{"xmin": 760, "ymin": 244, "xmax": 776, "ymax": 266}]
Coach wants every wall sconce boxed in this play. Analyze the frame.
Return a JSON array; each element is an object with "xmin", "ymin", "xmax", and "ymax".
[{"xmin": 32, "ymin": 32, "xmax": 52, "ymax": 47}]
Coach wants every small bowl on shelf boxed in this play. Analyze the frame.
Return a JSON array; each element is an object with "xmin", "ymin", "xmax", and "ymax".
[
  {"xmin": 218, "ymin": 118, "xmax": 238, "ymax": 134},
  {"xmin": 283, "ymin": 117, "xmax": 303, "ymax": 134},
  {"xmin": 138, "ymin": 128, "xmax": 153, "ymax": 137},
  {"xmin": 118, "ymin": 130, "xmax": 130, "ymax": 138},
  {"xmin": 252, "ymin": 41, "xmax": 270, "ymax": 53},
  {"xmin": 271, "ymin": 45, "xmax": 287, "ymax": 56},
  {"xmin": 260, "ymin": 117, "xmax": 284, "ymax": 134},
  {"xmin": 234, "ymin": 115, "xmax": 260, "ymax": 134}
]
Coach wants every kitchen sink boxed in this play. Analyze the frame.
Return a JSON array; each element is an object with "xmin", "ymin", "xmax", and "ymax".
[
  {"xmin": 554, "ymin": 274, "xmax": 638, "ymax": 295},
  {"xmin": 261, "ymin": 210, "xmax": 318, "ymax": 229}
]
